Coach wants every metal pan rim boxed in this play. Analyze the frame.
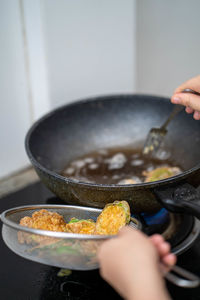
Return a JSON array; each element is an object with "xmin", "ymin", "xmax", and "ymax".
[{"xmin": 0, "ymin": 204, "xmax": 141, "ymax": 239}]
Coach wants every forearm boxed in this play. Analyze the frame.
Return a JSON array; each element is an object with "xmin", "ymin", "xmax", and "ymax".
[{"xmin": 126, "ymin": 264, "xmax": 171, "ymax": 300}]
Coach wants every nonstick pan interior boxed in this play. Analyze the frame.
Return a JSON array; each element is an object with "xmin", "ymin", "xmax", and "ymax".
[{"xmin": 25, "ymin": 95, "xmax": 200, "ymax": 213}]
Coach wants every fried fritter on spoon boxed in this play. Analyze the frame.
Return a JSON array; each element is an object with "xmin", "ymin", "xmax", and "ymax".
[
  {"xmin": 95, "ymin": 201, "xmax": 130, "ymax": 235},
  {"xmin": 65, "ymin": 218, "xmax": 96, "ymax": 234},
  {"xmin": 19, "ymin": 209, "xmax": 67, "ymax": 232},
  {"xmin": 19, "ymin": 201, "xmax": 131, "ymax": 237}
]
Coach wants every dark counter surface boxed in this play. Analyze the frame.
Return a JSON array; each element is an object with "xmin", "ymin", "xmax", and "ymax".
[{"xmin": 0, "ymin": 182, "xmax": 199, "ymax": 300}]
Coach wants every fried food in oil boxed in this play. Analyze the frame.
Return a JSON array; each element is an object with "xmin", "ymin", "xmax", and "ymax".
[
  {"xmin": 95, "ymin": 201, "xmax": 130, "ymax": 235},
  {"xmin": 118, "ymin": 178, "xmax": 138, "ymax": 185},
  {"xmin": 65, "ymin": 218, "xmax": 96, "ymax": 234},
  {"xmin": 143, "ymin": 166, "xmax": 181, "ymax": 182},
  {"xmin": 19, "ymin": 209, "xmax": 67, "ymax": 232}
]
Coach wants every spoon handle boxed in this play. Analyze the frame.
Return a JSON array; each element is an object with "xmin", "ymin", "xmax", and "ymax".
[
  {"xmin": 160, "ymin": 105, "xmax": 183, "ymax": 130},
  {"xmin": 181, "ymin": 88, "xmax": 200, "ymax": 96},
  {"xmin": 160, "ymin": 88, "xmax": 200, "ymax": 130}
]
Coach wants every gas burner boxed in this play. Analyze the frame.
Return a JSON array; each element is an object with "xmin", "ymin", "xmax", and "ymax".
[
  {"xmin": 132, "ymin": 208, "xmax": 200, "ymax": 255},
  {"xmin": 60, "ymin": 280, "xmax": 92, "ymax": 299},
  {"xmin": 141, "ymin": 207, "xmax": 170, "ymax": 225},
  {"xmin": 167, "ymin": 217, "xmax": 200, "ymax": 255},
  {"xmin": 0, "ymin": 181, "xmax": 200, "ymax": 300}
]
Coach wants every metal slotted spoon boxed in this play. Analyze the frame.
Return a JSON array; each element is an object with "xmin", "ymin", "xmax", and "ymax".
[
  {"xmin": 1, "ymin": 204, "xmax": 199, "ymax": 288},
  {"xmin": 143, "ymin": 88, "xmax": 200, "ymax": 157}
]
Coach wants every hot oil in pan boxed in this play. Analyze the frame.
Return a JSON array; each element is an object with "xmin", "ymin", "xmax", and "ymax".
[{"xmin": 61, "ymin": 147, "xmax": 183, "ymax": 184}]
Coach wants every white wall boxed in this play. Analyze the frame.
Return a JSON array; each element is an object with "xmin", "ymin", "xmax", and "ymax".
[
  {"xmin": 136, "ymin": 0, "xmax": 200, "ymax": 96},
  {"xmin": 0, "ymin": 0, "xmax": 31, "ymax": 178},
  {"xmin": 42, "ymin": 0, "xmax": 136, "ymax": 108},
  {"xmin": 1, "ymin": 0, "xmax": 200, "ymax": 179},
  {"xmin": 0, "ymin": 0, "xmax": 136, "ymax": 179}
]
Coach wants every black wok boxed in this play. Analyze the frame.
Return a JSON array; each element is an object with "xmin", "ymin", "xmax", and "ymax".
[{"xmin": 25, "ymin": 95, "xmax": 200, "ymax": 219}]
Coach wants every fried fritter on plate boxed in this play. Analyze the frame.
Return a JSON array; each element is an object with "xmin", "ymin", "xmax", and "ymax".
[
  {"xmin": 95, "ymin": 201, "xmax": 130, "ymax": 235},
  {"xmin": 143, "ymin": 166, "xmax": 181, "ymax": 182},
  {"xmin": 65, "ymin": 218, "xmax": 96, "ymax": 234}
]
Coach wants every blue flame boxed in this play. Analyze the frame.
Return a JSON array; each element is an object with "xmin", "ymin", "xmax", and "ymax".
[{"xmin": 141, "ymin": 208, "xmax": 169, "ymax": 225}]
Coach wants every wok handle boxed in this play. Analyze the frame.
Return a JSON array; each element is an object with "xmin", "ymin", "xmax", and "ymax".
[
  {"xmin": 165, "ymin": 265, "xmax": 200, "ymax": 288},
  {"xmin": 154, "ymin": 183, "xmax": 200, "ymax": 220}
]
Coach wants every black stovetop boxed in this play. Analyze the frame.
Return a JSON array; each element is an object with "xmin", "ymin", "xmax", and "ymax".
[{"xmin": 0, "ymin": 181, "xmax": 200, "ymax": 300}]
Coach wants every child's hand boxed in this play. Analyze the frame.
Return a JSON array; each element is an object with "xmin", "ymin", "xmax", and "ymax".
[
  {"xmin": 97, "ymin": 227, "xmax": 176, "ymax": 300},
  {"xmin": 150, "ymin": 234, "xmax": 176, "ymax": 274}
]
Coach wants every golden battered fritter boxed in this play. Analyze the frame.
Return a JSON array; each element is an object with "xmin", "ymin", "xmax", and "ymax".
[
  {"xmin": 95, "ymin": 201, "xmax": 130, "ymax": 235},
  {"xmin": 118, "ymin": 178, "xmax": 138, "ymax": 185},
  {"xmin": 143, "ymin": 166, "xmax": 181, "ymax": 182},
  {"xmin": 19, "ymin": 209, "xmax": 67, "ymax": 232},
  {"xmin": 19, "ymin": 201, "xmax": 131, "ymax": 236},
  {"xmin": 65, "ymin": 218, "xmax": 96, "ymax": 234}
]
